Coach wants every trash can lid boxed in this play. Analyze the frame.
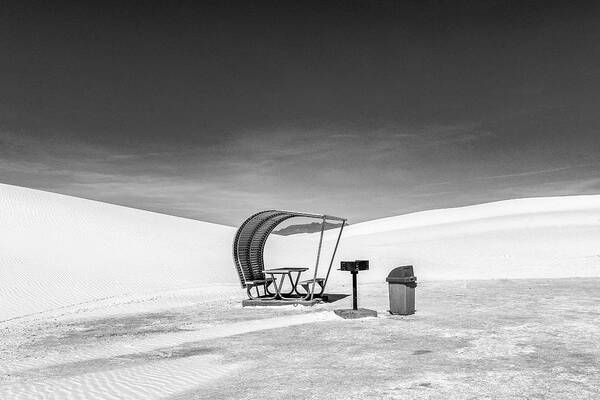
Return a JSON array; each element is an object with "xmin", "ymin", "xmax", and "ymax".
[
  {"xmin": 386, "ymin": 265, "xmax": 416, "ymax": 283},
  {"xmin": 386, "ymin": 276, "xmax": 417, "ymax": 284}
]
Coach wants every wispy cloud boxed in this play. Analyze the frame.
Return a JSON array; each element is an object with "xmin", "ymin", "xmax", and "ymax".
[
  {"xmin": 476, "ymin": 163, "xmax": 600, "ymax": 181},
  {"xmin": 497, "ymin": 177, "xmax": 600, "ymax": 199}
]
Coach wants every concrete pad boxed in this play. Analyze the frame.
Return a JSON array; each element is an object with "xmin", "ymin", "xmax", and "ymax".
[{"xmin": 334, "ymin": 308, "xmax": 378, "ymax": 319}]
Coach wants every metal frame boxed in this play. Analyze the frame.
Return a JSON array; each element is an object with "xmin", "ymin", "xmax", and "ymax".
[{"xmin": 232, "ymin": 210, "xmax": 347, "ymax": 299}]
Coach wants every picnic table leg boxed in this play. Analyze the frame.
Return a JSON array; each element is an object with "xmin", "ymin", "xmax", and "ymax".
[
  {"xmin": 290, "ymin": 271, "xmax": 303, "ymax": 295},
  {"xmin": 273, "ymin": 274, "xmax": 287, "ymax": 300},
  {"xmin": 264, "ymin": 279, "xmax": 280, "ymax": 300},
  {"xmin": 265, "ymin": 280, "xmax": 275, "ymax": 296},
  {"xmin": 281, "ymin": 272, "xmax": 303, "ymax": 296}
]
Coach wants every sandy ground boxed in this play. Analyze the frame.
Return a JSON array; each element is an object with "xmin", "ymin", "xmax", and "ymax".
[{"xmin": 2, "ymin": 278, "xmax": 599, "ymax": 399}]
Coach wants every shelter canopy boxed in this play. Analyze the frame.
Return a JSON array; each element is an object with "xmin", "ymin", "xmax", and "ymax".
[{"xmin": 233, "ymin": 210, "xmax": 346, "ymax": 288}]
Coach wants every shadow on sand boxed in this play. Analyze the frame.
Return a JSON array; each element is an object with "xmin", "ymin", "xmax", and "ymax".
[{"xmin": 323, "ymin": 293, "xmax": 350, "ymax": 303}]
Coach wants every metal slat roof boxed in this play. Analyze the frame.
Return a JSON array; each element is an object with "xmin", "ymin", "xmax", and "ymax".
[{"xmin": 232, "ymin": 210, "xmax": 346, "ymax": 288}]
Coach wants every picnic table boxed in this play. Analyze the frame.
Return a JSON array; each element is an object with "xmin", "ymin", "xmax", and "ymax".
[{"xmin": 263, "ymin": 267, "xmax": 308, "ymax": 300}]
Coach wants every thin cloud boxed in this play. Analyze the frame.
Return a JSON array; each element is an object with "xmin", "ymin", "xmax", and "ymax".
[{"xmin": 476, "ymin": 163, "xmax": 600, "ymax": 181}]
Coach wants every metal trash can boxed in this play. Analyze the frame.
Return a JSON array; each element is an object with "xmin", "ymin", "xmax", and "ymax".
[{"xmin": 386, "ymin": 266, "xmax": 417, "ymax": 315}]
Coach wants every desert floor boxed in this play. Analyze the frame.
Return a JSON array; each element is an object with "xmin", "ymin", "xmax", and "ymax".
[{"xmin": 2, "ymin": 278, "xmax": 599, "ymax": 399}]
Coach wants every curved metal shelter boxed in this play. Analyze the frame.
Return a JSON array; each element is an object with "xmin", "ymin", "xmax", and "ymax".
[{"xmin": 233, "ymin": 210, "xmax": 347, "ymax": 299}]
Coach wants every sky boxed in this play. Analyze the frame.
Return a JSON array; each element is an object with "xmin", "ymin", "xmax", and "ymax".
[{"xmin": 1, "ymin": 0, "xmax": 600, "ymax": 226}]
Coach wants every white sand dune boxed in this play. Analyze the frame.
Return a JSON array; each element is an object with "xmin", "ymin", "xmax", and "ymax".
[
  {"xmin": 278, "ymin": 195, "xmax": 600, "ymax": 285},
  {"xmin": 0, "ymin": 183, "xmax": 239, "ymax": 321}
]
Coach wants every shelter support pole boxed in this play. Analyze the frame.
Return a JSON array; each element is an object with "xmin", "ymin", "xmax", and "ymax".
[
  {"xmin": 322, "ymin": 220, "xmax": 346, "ymax": 292},
  {"xmin": 309, "ymin": 216, "xmax": 326, "ymax": 300}
]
